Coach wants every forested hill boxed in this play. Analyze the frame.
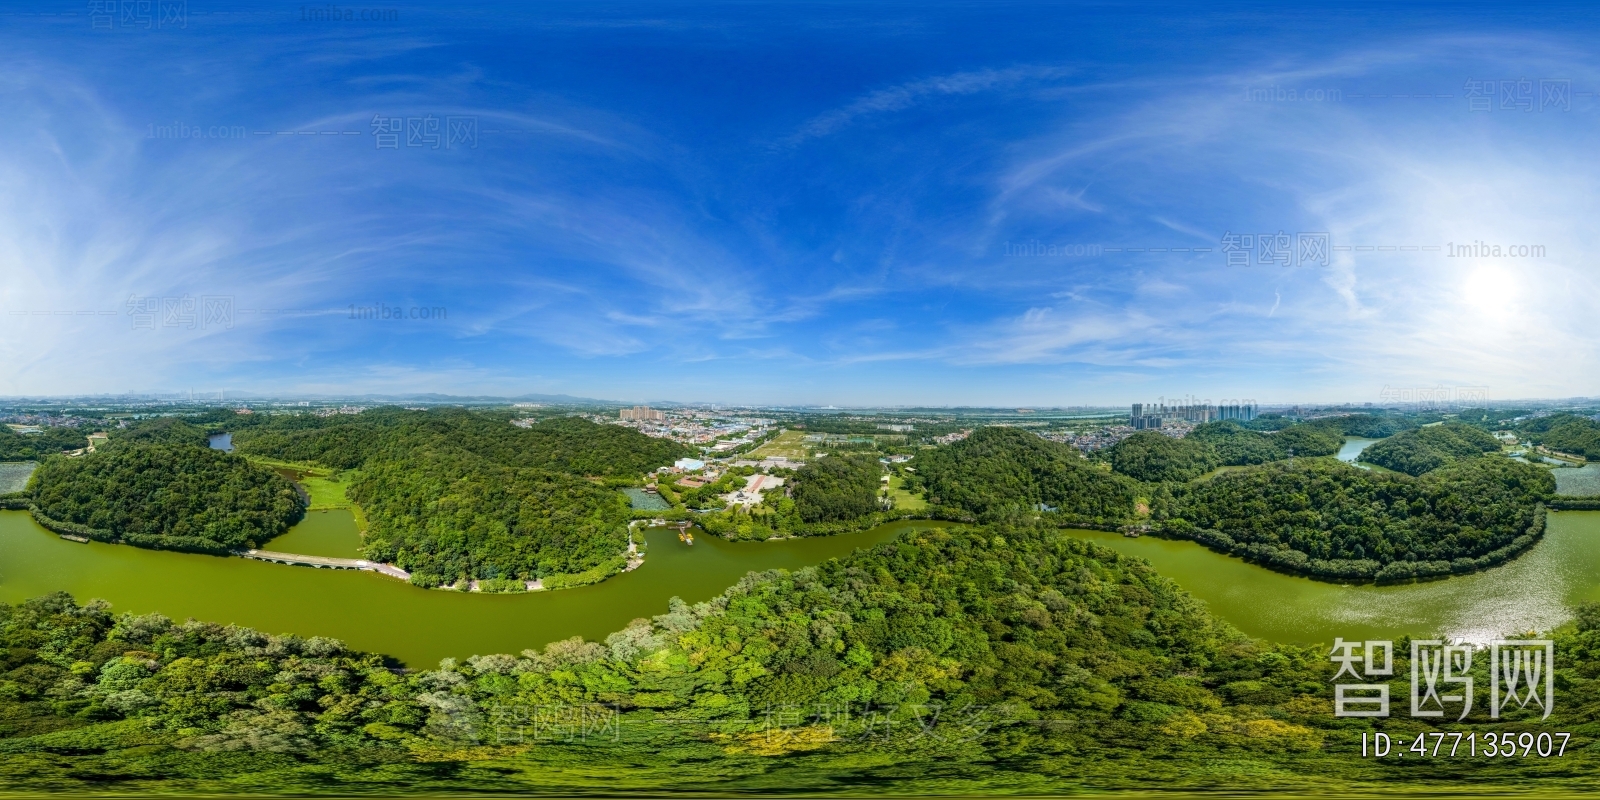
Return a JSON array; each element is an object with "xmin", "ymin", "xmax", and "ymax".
[
  {"xmin": 913, "ymin": 427, "xmax": 1135, "ymax": 522},
  {"xmin": 350, "ymin": 455, "xmax": 632, "ymax": 589},
  {"xmin": 1520, "ymin": 413, "xmax": 1600, "ymax": 460},
  {"xmin": 232, "ymin": 409, "xmax": 690, "ymax": 476},
  {"xmin": 0, "ymin": 426, "xmax": 91, "ymax": 461},
  {"xmin": 1314, "ymin": 413, "xmax": 1410, "ymax": 438},
  {"xmin": 1159, "ymin": 456, "xmax": 1554, "ymax": 581},
  {"xmin": 1357, "ymin": 421, "xmax": 1500, "ymax": 475},
  {"xmin": 790, "ymin": 454, "xmax": 882, "ymax": 523},
  {"xmin": 1106, "ymin": 422, "xmax": 1342, "ymax": 483},
  {"xmin": 104, "ymin": 417, "xmax": 212, "ymax": 449},
  {"xmin": 231, "ymin": 409, "xmax": 688, "ymax": 588},
  {"xmin": 26, "ymin": 444, "xmax": 305, "ymax": 553},
  {"xmin": 7, "ymin": 522, "xmax": 1600, "ymax": 792}
]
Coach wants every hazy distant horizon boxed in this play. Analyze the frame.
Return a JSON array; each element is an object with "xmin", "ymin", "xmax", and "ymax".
[{"xmin": 2, "ymin": 390, "xmax": 1594, "ymax": 413}]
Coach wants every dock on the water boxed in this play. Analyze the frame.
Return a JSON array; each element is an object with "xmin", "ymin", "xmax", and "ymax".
[{"xmin": 240, "ymin": 549, "xmax": 411, "ymax": 581}]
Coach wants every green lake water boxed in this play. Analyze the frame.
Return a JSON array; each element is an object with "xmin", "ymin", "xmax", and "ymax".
[
  {"xmin": 0, "ymin": 462, "xmax": 35, "ymax": 493},
  {"xmin": 1073, "ymin": 511, "xmax": 1600, "ymax": 646},
  {"xmin": 262, "ymin": 510, "xmax": 365, "ymax": 559},
  {"xmin": 5, "ymin": 494, "xmax": 1598, "ymax": 665},
  {"xmin": 1336, "ymin": 437, "xmax": 1378, "ymax": 462},
  {"xmin": 0, "ymin": 511, "xmax": 925, "ymax": 667},
  {"xmin": 622, "ymin": 487, "xmax": 671, "ymax": 510},
  {"xmin": 1555, "ymin": 463, "xmax": 1600, "ymax": 496}
]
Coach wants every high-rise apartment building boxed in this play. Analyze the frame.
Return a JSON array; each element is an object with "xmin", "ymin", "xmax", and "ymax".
[
  {"xmin": 1217, "ymin": 403, "xmax": 1257, "ymax": 422},
  {"xmin": 620, "ymin": 405, "xmax": 667, "ymax": 422}
]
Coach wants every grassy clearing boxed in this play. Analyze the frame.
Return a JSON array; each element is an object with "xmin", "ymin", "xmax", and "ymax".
[
  {"xmin": 301, "ymin": 472, "xmax": 357, "ymax": 510},
  {"xmin": 749, "ymin": 429, "xmax": 809, "ymax": 460},
  {"xmin": 242, "ymin": 455, "xmax": 365, "ymax": 528},
  {"xmin": 887, "ymin": 474, "xmax": 927, "ymax": 511}
]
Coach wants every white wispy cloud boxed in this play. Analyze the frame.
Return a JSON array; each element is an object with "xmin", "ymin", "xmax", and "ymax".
[
  {"xmin": 784, "ymin": 65, "xmax": 1074, "ymax": 145},
  {"xmin": 931, "ymin": 34, "xmax": 1600, "ymax": 399}
]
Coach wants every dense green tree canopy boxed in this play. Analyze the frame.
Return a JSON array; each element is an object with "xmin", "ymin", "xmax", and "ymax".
[
  {"xmin": 914, "ymin": 427, "xmax": 1135, "ymax": 521},
  {"xmin": 1164, "ymin": 456, "xmax": 1553, "ymax": 580},
  {"xmin": 0, "ymin": 426, "xmax": 92, "ymax": 461},
  {"xmin": 1185, "ymin": 424, "xmax": 1276, "ymax": 467},
  {"xmin": 1525, "ymin": 415, "xmax": 1600, "ymax": 460},
  {"xmin": 352, "ymin": 455, "xmax": 632, "ymax": 587},
  {"xmin": 227, "ymin": 409, "xmax": 691, "ymax": 584},
  {"xmin": 1267, "ymin": 424, "xmax": 1346, "ymax": 458},
  {"xmin": 1357, "ymin": 422, "xmax": 1501, "ymax": 475},
  {"xmin": 1311, "ymin": 413, "xmax": 1410, "ymax": 438},
  {"xmin": 1186, "ymin": 422, "xmax": 1342, "ymax": 468},
  {"xmin": 1110, "ymin": 423, "xmax": 1344, "ymax": 483},
  {"xmin": 232, "ymin": 421, "xmax": 381, "ymax": 469},
  {"xmin": 790, "ymin": 454, "xmax": 881, "ymax": 523},
  {"xmin": 1238, "ymin": 413, "xmax": 1294, "ymax": 431},
  {"xmin": 28, "ymin": 444, "xmax": 305, "ymax": 552},
  {"xmin": 1105, "ymin": 431, "xmax": 1217, "ymax": 482},
  {"xmin": 233, "ymin": 409, "xmax": 690, "ymax": 476},
  {"xmin": 5, "ymin": 521, "xmax": 1598, "ymax": 792},
  {"xmin": 107, "ymin": 418, "xmax": 213, "ymax": 449},
  {"xmin": 1515, "ymin": 412, "xmax": 1587, "ymax": 435}
]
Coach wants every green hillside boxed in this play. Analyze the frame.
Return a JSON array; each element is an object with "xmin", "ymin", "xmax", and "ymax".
[
  {"xmin": 27, "ymin": 444, "xmax": 305, "ymax": 553},
  {"xmin": 1358, "ymin": 422, "xmax": 1501, "ymax": 475},
  {"xmin": 913, "ymin": 427, "xmax": 1136, "ymax": 521}
]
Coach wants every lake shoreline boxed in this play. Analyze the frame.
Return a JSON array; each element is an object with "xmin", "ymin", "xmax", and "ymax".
[{"xmin": 0, "ymin": 510, "xmax": 946, "ymax": 666}]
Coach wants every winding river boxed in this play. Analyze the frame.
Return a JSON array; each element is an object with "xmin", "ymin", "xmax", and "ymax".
[
  {"xmin": 3, "ymin": 454, "xmax": 1597, "ymax": 665},
  {"xmin": 0, "ymin": 511, "xmax": 924, "ymax": 667},
  {"xmin": 1074, "ymin": 511, "xmax": 1600, "ymax": 646}
]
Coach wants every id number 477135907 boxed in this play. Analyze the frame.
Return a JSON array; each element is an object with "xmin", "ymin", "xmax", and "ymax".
[{"xmin": 1362, "ymin": 731, "xmax": 1571, "ymax": 758}]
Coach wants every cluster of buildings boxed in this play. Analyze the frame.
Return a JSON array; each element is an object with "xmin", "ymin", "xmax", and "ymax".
[
  {"xmin": 1129, "ymin": 401, "xmax": 1256, "ymax": 430},
  {"xmin": 0, "ymin": 413, "xmax": 96, "ymax": 429},
  {"xmin": 602, "ymin": 406, "xmax": 774, "ymax": 451},
  {"xmin": 1038, "ymin": 422, "xmax": 1193, "ymax": 452},
  {"xmin": 932, "ymin": 429, "xmax": 972, "ymax": 445},
  {"xmin": 1039, "ymin": 427, "xmax": 1133, "ymax": 451},
  {"xmin": 313, "ymin": 405, "xmax": 369, "ymax": 417},
  {"xmin": 655, "ymin": 457, "xmax": 719, "ymax": 489}
]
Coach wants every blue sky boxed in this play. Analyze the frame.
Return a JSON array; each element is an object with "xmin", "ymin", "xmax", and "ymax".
[{"xmin": 2, "ymin": 2, "xmax": 1598, "ymax": 406}]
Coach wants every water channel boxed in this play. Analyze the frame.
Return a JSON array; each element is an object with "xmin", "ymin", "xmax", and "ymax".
[
  {"xmin": 1336, "ymin": 437, "xmax": 1377, "ymax": 464},
  {"xmin": 0, "ymin": 511, "xmax": 926, "ymax": 667},
  {"xmin": 3, "ymin": 445, "xmax": 1596, "ymax": 665},
  {"xmin": 1074, "ymin": 511, "xmax": 1600, "ymax": 646}
]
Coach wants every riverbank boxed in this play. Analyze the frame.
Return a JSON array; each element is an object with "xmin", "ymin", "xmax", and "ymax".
[
  {"xmin": 1061, "ymin": 509, "xmax": 1600, "ymax": 645},
  {"xmin": 0, "ymin": 510, "xmax": 940, "ymax": 666}
]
